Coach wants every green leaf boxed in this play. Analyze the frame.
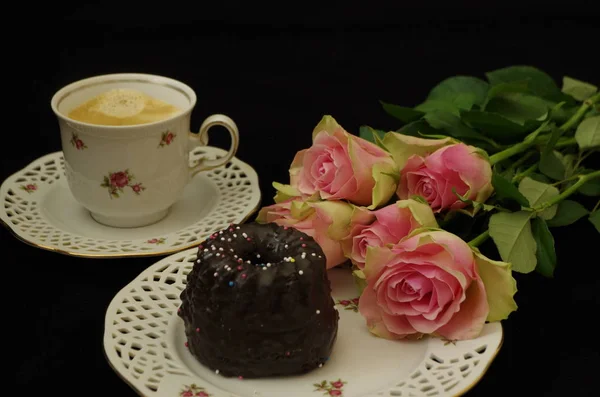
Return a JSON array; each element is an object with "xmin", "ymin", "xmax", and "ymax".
[
  {"xmin": 539, "ymin": 150, "xmax": 566, "ymax": 181},
  {"xmin": 546, "ymin": 200, "xmax": 590, "ymax": 227},
  {"xmin": 548, "ymin": 102, "xmax": 577, "ymax": 124},
  {"xmin": 417, "ymin": 131, "xmax": 451, "ymax": 140},
  {"xmin": 488, "ymin": 211, "xmax": 537, "ymax": 273},
  {"xmin": 414, "ymin": 99, "xmax": 464, "ymax": 117},
  {"xmin": 460, "ymin": 110, "xmax": 537, "ymax": 143},
  {"xmin": 485, "ymin": 80, "xmax": 530, "ymax": 102},
  {"xmin": 492, "ymin": 172, "xmax": 530, "ymax": 207},
  {"xmin": 426, "ymin": 76, "xmax": 489, "ymax": 107},
  {"xmin": 485, "ymin": 65, "xmax": 566, "ymax": 102},
  {"xmin": 359, "ymin": 125, "xmax": 386, "ymax": 146},
  {"xmin": 396, "ymin": 120, "xmax": 441, "ymax": 138},
  {"xmin": 557, "ymin": 152, "xmax": 577, "ymax": 179},
  {"xmin": 380, "ymin": 101, "xmax": 424, "ymax": 124},
  {"xmin": 562, "ymin": 76, "xmax": 598, "ymax": 101},
  {"xmin": 531, "ymin": 217, "xmax": 557, "ymax": 278},
  {"xmin": 575, "ymin": 116, "xmax": 600, "ymax": 150},
  {"xmin": 589, "ymin": 210, "xmax": 600, "ymax": 233},
  {"xmin": 529, "ymin": 172, "xmax": 552, "ymax": 184},
  {"xmin": 424, "ymin": 110, "xmax": 490, "ymax": 142},
  {"xmin": 485, "ymin": 92, "xmax": 549, "ymax": 125},
  {"xmin": 518, "ymin": 177, "xmax": 560, "ymax": 219},
  {"xmin": 539, "ymin": 121, "xmax": 568, "ymax": 181}
]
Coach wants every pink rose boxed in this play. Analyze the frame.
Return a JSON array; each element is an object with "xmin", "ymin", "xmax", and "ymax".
[
  {"xmin": 359, "ymin": 229, "xmax": 517, "ymax": 340},
  {"xmin": 196, "ymin": 392, "xmax": 208, "ymax": 397},
  {"xmin": 110, "ymin": 171, "xmax": 129, "ymax": 188},
  {"xmin": 341, "ymin": 199, "xmax": 438, "ymax": 270},
  {"xmin": 182, "ymin": 391, "xmax": 193, "ymax": 397},
  {"xmin": 26, "ymin": 184, "xmax": 36, "ymax": 191},
  {"xmin": 398, "ymin": 143, "xmax": 493, "ymax": 213},
  {"xmin": 329, "ymin": 390, "xmax": 342, "ymax": 396},
  {"xmin": 256, "ymin": 197, "xmax": 360, "ymax": 269},
  {"xmin": 166, "ymin": 132, "xmax": 174, "ymax": 144},
  {"xmin": 75, "ymin": 139, "xmax": 85, "ymax": 149},
  {"xmin": 289, "ymin": 115, "xmax": 398, "ymax": 209}
]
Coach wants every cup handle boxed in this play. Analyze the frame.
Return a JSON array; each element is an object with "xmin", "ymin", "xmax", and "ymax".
[{"xmin": 188, "ymin": 114, "xmax": 239, "ymax": 176}]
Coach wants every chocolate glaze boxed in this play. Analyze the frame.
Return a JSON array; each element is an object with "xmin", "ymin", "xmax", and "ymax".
[{"xmin": 178, "ymin": 222, "xmax": 339, "ymax": 378}]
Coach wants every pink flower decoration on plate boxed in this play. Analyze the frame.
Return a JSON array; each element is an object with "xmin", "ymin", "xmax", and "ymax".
[{"xmin": 20, "ymin": 184, "xmax": 38, "ymax": 193}]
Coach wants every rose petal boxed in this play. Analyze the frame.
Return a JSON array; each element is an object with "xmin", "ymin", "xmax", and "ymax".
[
  {"xmin": 397, "ymin": 199, "xmax": 439, "ymax": 231},
  {"xmin": 381, "ymin": 312, "xmax": 419, "ymax": 337},
  {"xmin": 432, "ymin": 278, "xmax": 454, "ymax": 309},
  {"xmin": 410, "ymin": 293, "xmax": 433, "ymax": 314},
  {"xmin": 329, "ymin": 146, "xmax": 354, "ymax": 193},
  {"xmin": 363, "ymin": 245, "xmax": 397, "ymax": 281},
  {"xmin": 382, "ymin": 132, "xmax": 455, "ymax": 171},
  {"xmin": 324, "ymin": 177, "xmax": 360, "ymax": 202},
  {"xmin": 311, "ymin": 115, "xmax": 343, "ymax": 140},
  {"xmin": 406, "ymin": 314, "xmax": 440, "ymax": 334},
  {"xmin": 435, "ymin": 275, "xmax": 489, "ymax": 340},
  {"xmin": 359, "ymin": 285, "xmax": 402, "ymax": 339},
  {"xmin": 404, "ymin": 273, "xmax": 432, "ymax": 298},
  {"xmin": 398, "ymin": 155, "xmax": 425, "ymax": 199},
  {"xmin": 397, "ymin": 231, "xmax": 476, "ymax": 280},
  {"xmin": 442, "ymin": 144, "xmax": 492, "ymax": 196},
  {"xmin": 374, "ymin": 206, "xmax": 412, "ymax": 241},
  {"xmin": 473, "ymin": 250, "xmax": 518, "ymax": 322},
  {"xmin": 370, "ymin": 161, "xmax": 400, "ymax": 209}
]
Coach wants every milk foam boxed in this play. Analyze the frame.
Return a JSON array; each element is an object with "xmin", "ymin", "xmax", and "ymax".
[
  {"xmin": 90, "ymin": 89, "xmax": 147, "ymax": 118},
  {"xmin": 67, "ymin": 88, "xmax": 181, "ymax": 126}
]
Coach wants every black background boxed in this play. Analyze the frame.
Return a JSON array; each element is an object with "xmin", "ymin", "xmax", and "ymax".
[{"xmin": 5, "ymin": 3, "xmax": 599, "ymax": 396}]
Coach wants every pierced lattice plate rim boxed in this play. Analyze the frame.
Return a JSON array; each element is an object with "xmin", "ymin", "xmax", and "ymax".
[
  {"xmin": 0, "ymin": 147, "xmax": 261, "ymax": 258},
  {"xmin": 103, "ymin": 248, "xmax": 504, "ymax": 397}
]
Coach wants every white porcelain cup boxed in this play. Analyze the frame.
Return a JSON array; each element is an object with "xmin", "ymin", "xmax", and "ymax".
[{"xmin": 51, "ymin": 73, "xmax": 239, "ymax": 228}]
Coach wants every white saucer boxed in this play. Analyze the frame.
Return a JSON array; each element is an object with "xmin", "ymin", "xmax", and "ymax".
[
  {"xmin": 103, "ymin": 248, "xmax": 504, "ymax": 397},
  {"xmin": 0, "ymin": 147, "xmax": 261, "ymax": 258}
]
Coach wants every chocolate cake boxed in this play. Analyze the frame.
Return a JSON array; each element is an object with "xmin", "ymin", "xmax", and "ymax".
[{"xmin": 178, "ymin": 222, "xmax": 339, "ymax": 378}]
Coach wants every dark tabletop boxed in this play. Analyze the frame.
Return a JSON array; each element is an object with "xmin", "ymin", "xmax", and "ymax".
[{"xmin": 5, "ymin": 4, "xmax": 599, "ymax": 396}]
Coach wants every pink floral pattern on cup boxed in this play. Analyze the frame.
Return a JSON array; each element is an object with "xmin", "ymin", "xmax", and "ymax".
[
  {"xmin": 179, "ymin": 383, "xmax": 211, "ymax": 397},
  {"xmin": 159, "ymin": 130, "xmax": 177, "ymax": 147},
  {"xmin": 101, "ymin": 169, "xmax": 146, "ymax": 199},
  {"xmin": 314, "ymin": 379, "xmax": 347, "ymax": 396},
  {"xmin": 20, "ymin": 184, "xmax": 37, "ymax": 193},
  {"xmin": 70, "ymin": 132, "xmax": 87, "ymax": 150}
]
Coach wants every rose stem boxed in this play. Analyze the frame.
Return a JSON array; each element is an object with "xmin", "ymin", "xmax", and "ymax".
[
  {"xmin": 556, "ymin": 93, "xmax": 600, "ymax": 133},
  {"xmin": 504, "ymin": 151, "xmax": 536, "ymax": 174},
  {"xmin": 592, "ymin": 200, "xmax": 600, "ymax": 214},
  {"xmin": 512, "ymin": 163, "xmax": 538, "ymax": 183},
  {"xmin": 468, "ymin": 230, "xmax": 490, "ymax": 248},
  {"xmin": 489, "ymin": 122, "xmax": 548, "ymax": 165},
  {"xmin": 489, "ymin": 93, "xmax": 600, "ymax": 166},
  {"xmin": 536, "ymin": 136, "xmax": 577, "ymax": 148},
  {"xmin": 534, "ymin": 170, "xmax": 600, "ymax": 211},
  {"xmin": 471, "ymin": 171, "xmax": 599, "ymax": 251}
]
